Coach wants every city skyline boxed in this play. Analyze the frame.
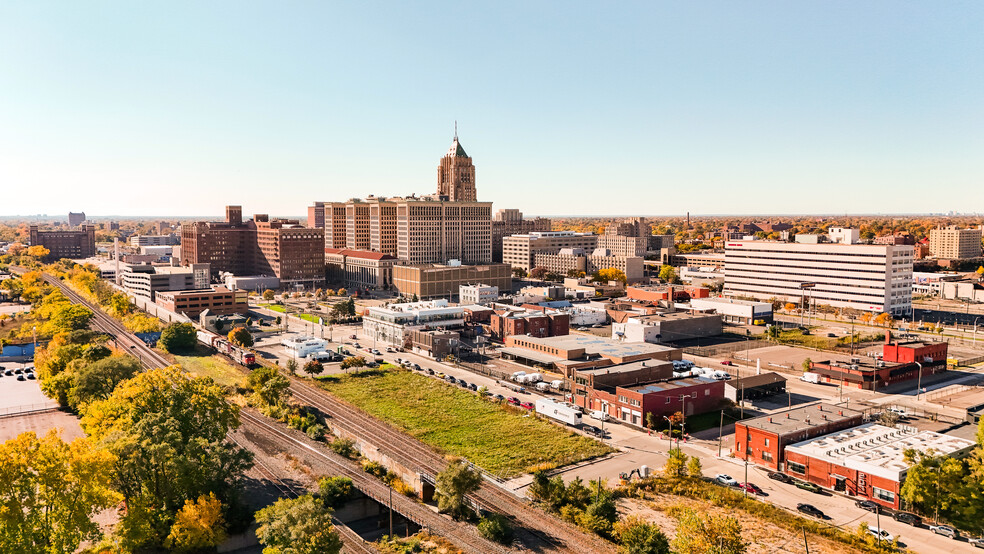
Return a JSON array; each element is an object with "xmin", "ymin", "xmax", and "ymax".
[{"xmin": 2, "ymin": 2, "xmax": 982, "ymax": 217}]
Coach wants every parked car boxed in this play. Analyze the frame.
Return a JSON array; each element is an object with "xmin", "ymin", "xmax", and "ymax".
[
  {"xmin": 797, "ymin": 504, "xmax": 825, "ymax": 518},
  {"xmin": 352, "ymin": 342, "xmax": 361, "ymax": 348},
  {"xmin": 14, "ymin": 368, "xmax": 23, "ymax": 374},
  {"xmin": 26, "ymin": 373, "xmax": 35, "ymax": 380},
  {"xmin": 720, "ymin": 360, "xmax": 734, "ymax": 366},
  {"xmin": 827, "ymin": 332, "xmax": 837, "ymax": 338},
  {"xmin": 866, "ymin": 527, "xmax": 893, "ymax": 542},
  {"xmin": 795, "ymin": 481, "xmax": 822, "ymax": 493},
  {"xmin": 855, "ymin": 500, "xmax": 880, "ymax": 512},
  {"xmin": 968, "ymin": 537, "xmax": 984, "ymax": 549},
  {"xmin": 468, "ymin": 383, "xmax": 478, "ymax": 391},
  {"xmin": 506, "ymin": 397, "xmax": 520, "ymax": 406},
  {"xmin": 386, "ymin": 347, "xmax": 395, "ymax": 353},
  {"xmin": 930, "ymin": 525, "xmax": 959, "ymax": 539},
  {"xmin": 767, "ymin": 471, "xmax": 793, "ymax": 483},
  {"xmin": 520, "ymin": 401, "xmax": 534, "ymax": 410},
  {"xmin": 892, "ymin": 512, "xmax": 922, "ymax": 526},
  {"xmin": 738, "ymin": 482, "xmax": 763, "ymax": 495},
  {"xmin": 3, "ymin": 370, "xmax": 12, "ymax": 376},
  {"xmin": 446, "ymin": 376, "xmax": 457, "ymax": 384},
  {"xmin": 349, "ymin": 334, "xmax": 358, "ymax": 339},
  {"xmin": 492, "ymin": 394, "xmax": 505, "ymax": 402},
  {"xmin": 715, "ymin": 474, "xmax": 739, "ymax": 487},
  {"xmin": 423, "ymin": 366, "xmax": 431, "ymax": 374},
  {"xmin": 17, "ymin": 375, "xmax": 25, "ymax": 381},
  {"xmin": 458, "ymin": 380, "xmax": 468, "ymax": 388},
  {"xmin": 436, "ymin": 372, "xmax": 445, "ymax": 379},
  {"xmin": 582, "ymin": 425, "xmax": 606, "ymax": 438}
]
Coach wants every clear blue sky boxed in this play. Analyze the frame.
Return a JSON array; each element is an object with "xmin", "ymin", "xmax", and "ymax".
[{"xmin": 1, "ymin": 1, "xmax": 981, "ymax": 218}]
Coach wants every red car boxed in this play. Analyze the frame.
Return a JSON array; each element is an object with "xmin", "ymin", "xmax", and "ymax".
[
  {"xmin": 520, "ymin": 401, "xmax": 534, "ymax": 410},
  {"xmin": 721, "ymin": 360, "xmax": 734, "ymax": 366},
  {"xmin": 739, "ymin": 482, "xmax": 764, "ymax": 495},
  {"xmin": 506, "ymin": 397, "xmax": 520, "ymax": 405}
]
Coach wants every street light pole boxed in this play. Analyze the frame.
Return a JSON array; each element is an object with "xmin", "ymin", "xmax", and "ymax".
[{"xmin": 915, "ymin": 361, "xmax": 923, "ymax": 400}]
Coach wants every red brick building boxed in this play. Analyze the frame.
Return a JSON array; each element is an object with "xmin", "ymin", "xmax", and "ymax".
[
  {"xmin": 154, "ymin": 286, "xmax": 247, "ymax": 318},
  {"xmin": 29, "ymin": 224, "xmax": 96, "ymax": 260},
  {"xmin": 625, "ymin": 284, "xmax": 710, "ymax": 303},
  {"xmin": 489, "ymin": 307, "xmax": 569, "ymax": 341},
  {"xmin": 809, "ymin": 332, "xmax": 948, "ymax": 391},
  {"xmin": 733, "ymin": 403, "xmax": 864, "ymax": 471},
  {"xmin": 783, "ymin": 423, "xmax": 975, "ymax": 509}
]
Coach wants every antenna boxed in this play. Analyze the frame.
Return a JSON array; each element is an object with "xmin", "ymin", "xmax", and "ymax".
[{"xmin": 454, "ymin": 120, "xmax": 458, "ymax": 139}]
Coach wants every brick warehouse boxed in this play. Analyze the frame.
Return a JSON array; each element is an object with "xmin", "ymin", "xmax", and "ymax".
[
  {"xmin": 809, "ymin": 331, "xmax": 948, "ymax": 391},
  {"xmin": 733, "ymin": 403, "xmax": 864, "ymax": 471},
  {"xmin": 489, "ymin": 306, "xmax": 569, "ymax": 341}
]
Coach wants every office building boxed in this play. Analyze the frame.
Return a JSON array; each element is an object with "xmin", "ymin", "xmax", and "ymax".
[
  {"xmin": 154, "ymin": 286, "xmax": 248, "ymax": 318},
  {"xmin": 492, "ymin": 209, "xmax": 551, "ymax": 262},
  {"xmin": 436, "ymin": 131, "xmax": 476, "ymax": 202},
  {"xmin": 363, "ymin": 299, "xmax": 465, "ymax": 348},
  {"xmin": 68, "ymin": 212, "xmax": 86, "ymax": 227},
  {"xmin": 392, "ymin": 262, "xmax": 511, "ymax": 299},
  {"xmin": 724, "ymin": 239, "xmax": 913, "ymax": 315},
  {"xmin": 129, "ymin": 234, "xmax": 176, "ymax": 247},
  {"xmin": 688, "ymin": 297, "xmax": 773, "ymax": 325},
  {"xmin": 324, "ymin": 248, "xmax": 398, "ymax": 291},
  {"xmin": 29, "ymin": 224, "xmax": 96, "ymax": 260},
  {"xmin": 929, "ymin": 226, "xmax": 983, "ymax": 260},
  {"xmin": 459, "ymin": 283, "xmax": 499, "ymax": 305},
  {"xmin": 121, "ymin": 263, "xmax": 211, "ymax": 300},
  {"xmin": 503, "ymin": 231, "xmax": 598, "ymax": 272},
  {"xmin": 532, "ymin": 248, "xmax": 645, "ymax": 283}
]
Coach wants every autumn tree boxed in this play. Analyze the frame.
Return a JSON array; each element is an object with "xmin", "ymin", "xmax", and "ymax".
[
  {"xmin": 614, "ymin": 516, "xmax": 671, "ymax": 554},
  {"xmin": 671, "ymin": 507, "xmax": 747, "ymax": 554},
  {"xmin": 25, "ymin": 244, "xmax": 51, "ymax": 259},
  {"xmin": 304, "ymin": 359, "xmax": 325, "ymax": 376},
  {"xmin": 435, "ymin": 458, "xmax": 483, "ymax": 520},
  {"xmin": 664, "ymin": 448, "xmax": 687, "ymax": 477},
  {"xmin": 254, "ymin": 494, "xmax": 342, "ymax": 554},
  {"xmin": 81, "ymin": 366, "xmax": 253, "ymax": 549},
  {"xmin": 594, "ymin": 267, "xmax": 627, "ymax": 284},
  {"xmin": 687, "ymin": 455, "xmax": 703, "ymax": 478},
  {"xmin": 68, "ymin": 355, "xmax": 141, "ymax": 411},
  {"xmin": 529, "ymin": 267, "xmax": 548, "ymax": 280},
  {"xmin": 165, "ymin": 493, "xmax": 227, "ymax": 552},
  {"xmin": 658, "ymin": 265, "xmax": 678, "ymax": 284},
  {"xmin": 263, "ymin": 289, "xmax": 276, "ymax": 301},
  {"xmin": 0, "ymin": 430, "xmax": 119, "ymax": 554},
  {"xmin": 340, "ymin": 356, "xmax": 366, "ymax": 370},
  {"xmin": 246, "ymin": 366, "xmax": 292, "ymax": 408},
  {"xmin": 228, "ymin": 326, "xmax": 253, "ymax": 347}
]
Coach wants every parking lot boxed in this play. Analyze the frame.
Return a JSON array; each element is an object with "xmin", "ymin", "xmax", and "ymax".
[{"xmin": 0, "ymin": 361, "xmax": 55, "ymax": 415}]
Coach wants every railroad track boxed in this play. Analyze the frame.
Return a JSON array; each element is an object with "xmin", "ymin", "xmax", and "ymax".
[
  {"xmin": 288, "ymin": 380, "xmax": 616, "ymax": 554},
  {"xmin": 40, "ymin": 274, "xmax": 501, "ymax": 554}
]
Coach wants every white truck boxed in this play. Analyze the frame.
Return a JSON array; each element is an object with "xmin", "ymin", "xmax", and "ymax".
[
  {"xmin": 800, "ymin": 372, "xmax": 821, "ymax": 384},
  {"xmin": 511, "ymin": 371, "xmax": 527, "ymax": 382},
  {"xmin": 589, "ymin": 409, "xmax": 610, "ymax": 422},
  {"xmin": 536, "ymin": 398, "xmax": 582, "ymax": 426}
]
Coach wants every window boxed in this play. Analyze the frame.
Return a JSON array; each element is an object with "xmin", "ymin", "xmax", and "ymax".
[
  {"xmin": 764, "ymin": 438, "xmax": 770, "ymax": 447},
  {"xmin": 873, "ymin": 487, "xmax": 895, "ymax": 503},
  {"xmin": 787, "ymin": 461, "xmax": 806, "ymax": 474},
  {"xmin": 761, "ymin": 452, "xmax": 773, "ymax": 462}
]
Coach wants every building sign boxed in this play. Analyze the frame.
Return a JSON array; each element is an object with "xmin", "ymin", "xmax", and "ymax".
[{"xmin": 858, "ymin": 472, "xmax": 867, "ymax": 492}]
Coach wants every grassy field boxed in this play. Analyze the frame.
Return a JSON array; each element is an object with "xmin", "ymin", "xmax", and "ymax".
[
  {"xmin": 174, "ymin": 346, "xmax": 244, "ymax": 388},
  {"xmin": 314, "ymin": 368, "xmax": 613, "ymax": 478},
  {"xmin": 259, "ymin": 303, "xmax": 287, "ymax": 313},
  {"xmin": 259, "ymin": 303, "xmax": 321, "ymax": 323}
]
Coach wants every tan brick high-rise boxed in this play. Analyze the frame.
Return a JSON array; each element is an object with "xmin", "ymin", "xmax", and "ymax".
[{"xmin": 436, "ymin": 133, "xmax": 477, "ymax": 202}]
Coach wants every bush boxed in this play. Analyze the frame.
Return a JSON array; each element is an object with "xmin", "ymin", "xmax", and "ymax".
[
  {"xmin": 362, "ymin": 460, "xmax": 387, "ymax": 479},
  {"xmin": 306, "ymin": 423, "xmax": 326, "ymax": 441},
  {"xmin": 478, "ymin": 514, "xmax": 514, "ymax": 544},
  {"xmin": 330, "ymin": 437, "xmax": 357, "ymax": 459},
  {"xmin": 318, "ymin": 476, "xmax": 353, "ymax": 509}
]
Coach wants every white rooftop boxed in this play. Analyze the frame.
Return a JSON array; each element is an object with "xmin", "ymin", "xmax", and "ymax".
[{"xmin": 785, "ymin": 423, "xmax": 975, "ymax": 482}]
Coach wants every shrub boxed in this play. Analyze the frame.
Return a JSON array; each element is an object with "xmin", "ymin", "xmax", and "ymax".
[
  {"xmin": 478, "ymin": 514, "xmax": 515, "ymax": 544},
  {"xmin": 305, "ymin": 424, "xmax": 326, "ymax": 441},
  {"xmin": 317, "ymin": 476, "xmax": 353, "ymax": 509},
  {"xmin": 362, "ymin": 460, "xmax": 387, "ymax": 479},
  {"xmin": 330, "ymin": 437, "xmax": 357, "ymax": 459}
]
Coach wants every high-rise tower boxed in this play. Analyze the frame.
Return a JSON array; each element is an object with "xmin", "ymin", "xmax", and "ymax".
[{"xmin": 436, "ymin": 126, "xmax": 476, "ymax": 202}]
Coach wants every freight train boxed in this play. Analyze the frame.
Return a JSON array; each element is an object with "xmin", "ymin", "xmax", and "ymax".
[{"xmin": 196, "ymin": 330, "xmax": 256, "ymax": 366}]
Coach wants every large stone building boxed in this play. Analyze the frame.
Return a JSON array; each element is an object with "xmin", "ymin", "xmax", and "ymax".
[
  {"xmin": 392, "ymin": 262, "xmax": 511, "ymax": 299},
  {"xmin": 503, "ymin": 231, "xmax": 599, "ymax": 272},
  {"xmin": 492, "ymin": 209, "xmax": 551, "ymax": 262},
  {"xmin": 324, "ymin": 248, "xmax": 397, "ymax": 291},
  {"xmin": 929, "ymin": 225, "xmax": 983, "ymax": 260},
  {"xmin": 437, "ymin": 131, "xmax": 476, "ymax": 202},
  {"xmin": 29, "ymin": 224, "xmax": 96, "ymax": 260},
  {"xmin": 180, "ymin": 206, "xmax": 325, "ymax": 288},
  {"xmin": 532, "ymin": 248, "xmax": 645, "ymax": 282}
]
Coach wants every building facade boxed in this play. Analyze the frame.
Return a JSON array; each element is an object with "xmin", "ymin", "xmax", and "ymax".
[
  {"xmin": 29, "ymin": 224, "xmax": 96, "ymax": 260},
  {"xmin": 724, "ymin": 240, "xmax": 913, "ymax": 315},
  {"xmin": 492, "ymin": 209, "xmax": 552, "ymax": 262},
  {"xmin": 459, "ymin": 283, "xmax": 499, "ymax": 305},
  {"xmin": 392, "ymin": 263, "xmax": 511, "ymax": 299},
  {"xmin": 154, "ymin": 286, "xmax": 247, "ymax": 318},
  {"xmin": 929, "ymin": 226, "xmax": 983, "ymax": 260},
  {"xmin": 68, "ymin": 212, "xmax": 86, "ymax": 227},
  {"xmin": 324, "ymin": 248, "xmax": 397, "ymax": 291},
  {"xmin": 121, "ymin": 263, "xmax": 211, "ymax": 300},
  {"xmin": 734, "ymin": 403, "xmax": 865, "ymax": 471},
  {"xmin": 362, "ymin": 299, "xmax": 465, "ymax": 348},
  {"xmin": 503, "ymin": 231, "xmax": 599, "ymax": 272},
  {"xmin": 436, "ymin": 133, "xmax": 476, "ymax": 202}
]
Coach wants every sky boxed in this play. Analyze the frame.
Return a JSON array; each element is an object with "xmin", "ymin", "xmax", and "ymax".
[{"xmin": 1, "ymin": 1, "xmax": 982, "ymax": 219}]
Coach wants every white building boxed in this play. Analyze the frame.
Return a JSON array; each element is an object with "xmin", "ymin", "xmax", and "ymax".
[
  {"xmin": 566, "ymin": 305, "xmax": 607, "ymax": 326},
  {"xmin": 688, "ymin": 297, "xmax": 773, "ymax": 325},
  {"xmin": 128, "ymin": 234, "xmax": 176, "ymax": 247},
  {"xmin": 827, "ymin": 227, "xmax": 860, "ymax": 244},
  {"xmin": 724, "ymin": 240, "xmax": 913, "ymax": 315},
  {"xmin": 120, "ymin": 263, "xmax": 210, "ymax": 300},
  {"xmin": 223, "ymin": 273, "xmax": 281, "ymax": 291},
  {"xmin": 281, "ymin": 335, "xmax": 328, "ymax": 358},
  {"xmin": 459, "ymin": 283, "xmax": 499, "ymax": 305},
  {"xmin": 912, "ymin": 272, "xmax": 962, "ymax": 297},
  {"xmin": 363, "ymin": 299, "xmax": 464, "ymax": 347}
]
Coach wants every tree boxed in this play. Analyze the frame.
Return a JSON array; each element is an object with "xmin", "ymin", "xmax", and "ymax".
[
  {"xmin": 0, "ymin": 430, "xmax": 119, "ymax": 554},
  {"xmin": 25, "ymin": 245, "xmax": 50, "ymax": 259},
  {"xmin": 337, "ymin": 288, "xmax": 347, "ymax": 297},
  {"xmin": 214, "ymin": 318, "xmax": 226, "ymax": 333},
  {"xmin": 228, "ymin": 326, "xmax": 253, "ymax": 347},
  {"xmin": 246, "ymin": 366, "xmax": 292, "ymax": 408},
  {"xmin": 658, "ymin": 265, "xmax": 678, "ymax": 284},
  {"xmin": 672, "ymin": 507, "xmax": 747, "ymax": 554},
  {"xmin": 165, "ymin": 493, "xmax": 227, "ymax": 552},
  {"xmin": 69, "ymin": 355, "xmax": 141, "ymax": 411},
  {"xmin": 159, "ymin": 322, "xmax": 197, "ymax": 353},
  {"xmin": 784, "ymin": 303, "xmax": 797, "ymax": 312},
  {"xmin": 263, "ymin": 289, "xmax": 276, "ymax": 301},
  {"xmin": 275, "ymin": 315, "xmax": 282, "ymax": 326},
  {"xmin": 340, "ymin": 356, "xmax": 366, "ymax": 370},
  {"xmin": 977, "ymin": 266, "xmax": 984, "ymax": 276},
  {"xmin": 46, "ymin": 303, "xmax": 94, "ymax": 334},
  {"xmin": 304, "ymin": 359, "xmax": 325, "ymax": 376},
  {"xmin": 285, "ymin": 358, "xmax": 298, "ymax": 375},
  {"xmin": 544, "ymin": 272, "xmax": 562, "ymax": 282},
  {"xmin": 530, "ymin": 267, "xmax": 548, "ymax": 280},
  {"xmin": 478, "ymin": 513, "xmax": 515, "ymax": 544},
  {"xmin": 875, "ymin": 312, "xmax": 894, "ymax": 327},
  {"xmin": 595, "ymin": 267, "xmax": 627, "ymax": 284},
  {"xmin": 81, "ymin": 366, "xmax": 253, "ymax": 548},
  {"xmin": 435, "ymin": 459, "xmax": 483, "ymax": 520},
  {"xmin": 317, "ymin": 476, "xmax": 353, "ymax": 510},
  {"xmin": 566, "ymin": 269, "xmax": 586, "ymax": 279},
  {"xmin": 664, "ymin": 448, "xmax": 687, "ymax": 477},
  {"xmin": 512, "ymin": 268, "xmax": 527, "ymax": 278},
  {"xmin": 615, "ymin": 516, "xmax": 671, "ymax": 554},
  {"xmin": 802, "ymin": 358, "xmax": 812, "ymax": 372},
  {"xmin": 645, "ymin": 412, "xmax": 657, "ymax": 430},
  {"xmin": 687, "ymin": 455, "xmax": 703, "ymax": 478},
  {"xmin": 254, "ymin": 494, "xmax": 342, "ymax": 554},
  {"xmin": 107, "ymin": 292, "xmax": 133, "ymax": 318}
]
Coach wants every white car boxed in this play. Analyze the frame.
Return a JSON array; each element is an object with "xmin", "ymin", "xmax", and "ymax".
[
  {"xmin": 714, "ymin": 474, "xmax": 739, "ymax": 487},
  {"xmin": 866, "ymin": 527, "xmax": 894, "ymax": 542}
]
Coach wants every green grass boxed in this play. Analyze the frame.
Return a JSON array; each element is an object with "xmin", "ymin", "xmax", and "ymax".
[
  {"xmin": 314, "ymin": 368, "xmax": 614, "ymax": 478},
  {"xmin": 259, "ymin": 303, "xmax": 287, "ymax": 313},
  {"xmin": 174, "ymin": 347, "xmax": 244, "ymax": 388},
  {"xmin": 259, "ymin": 303, "xmax": 321, "ymax": 323}
]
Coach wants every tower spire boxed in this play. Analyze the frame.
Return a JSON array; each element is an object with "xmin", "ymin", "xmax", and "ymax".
[{"xmin": 454, "ymin": 120, "xmax": 458, "ymax": 140}]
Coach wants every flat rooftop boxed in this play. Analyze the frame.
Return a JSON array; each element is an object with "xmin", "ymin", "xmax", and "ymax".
[
  {"xmin": 575, "ymin": 359, "xmax": 674, "ymax": 376},
  {"xmin": 516, "ymin": 334, "xmax": 678, "ymax": 358},
  {"xmin": 629, "ymin": 311, "xmax": 720, "ymax": 322},
  {"xmin": 691, "ymin": 297, "xmax": 772, "ymax": 307},
  {"xmin": 739, "ymin": 402, "xmax": 863, "ymax": 436},
  {"xmin": 725, "ymin": 372, "xmax": 787, "ymax": 389},
  {"xmin": 628, "ymin": 376, "xmax": 717, "ymax": 394},
  {"xmin": 786, "ymin": 423, "xmax": 976, "ymax": 481}
]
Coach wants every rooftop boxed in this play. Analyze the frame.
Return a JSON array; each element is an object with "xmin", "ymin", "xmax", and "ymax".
[
  {"xmin": 690, "ymin": 297, "xmax": 773, "ymax": 308},
  {"xmin": 786, "ymin": 423, "xmax": 976, "ymax": 481},
  {"xmin": 725, "ymin": 372, "xmax": 787, "ymax": 389},
  {"xmin": 739, "ymin": 402, "xmax": 863, "ymax": 436},
  {"xmin": 628, "ymin": 376, "xmax": 718, "ymax": 394},
  {"xmin": 515, "ymin": 334, "xmax": 678, "ymax": 358},
  {"xmin": 575, "ymin": 358, "xmax": 674, "ymax": 376},
  {"xmin": 324, "ymin": 247, "xmax": 397, "ymax": 261}
]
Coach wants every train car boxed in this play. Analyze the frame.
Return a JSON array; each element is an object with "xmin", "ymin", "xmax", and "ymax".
[{"xmin": 197, "ymin": 330, "xmax": 221, "ymax": 348}]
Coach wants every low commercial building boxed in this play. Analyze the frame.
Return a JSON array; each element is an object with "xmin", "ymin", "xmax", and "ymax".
[
  {"xmin": 501, "ymin": 334, "xmax": 681, "ymax": 378},
  {"xmin": 281, "ymin": 336, "xmax": 329, "ymax": 358},
  {"xmin": 724, "ymin": 372, "xmax": 787, "ymax": 403},
  {"xmin": 688, "ymin": 297, "xmax": 774, "ymax": 325},
  {"xmin": 154, "ymin": 286, "xmax": 247, "ymax": 318},
  {"xmin": 222, "ymin": 273, "xmax": 280, "ymax": 292},
  {"xmin": 809, "ymin": 332, "xmax": 948, "ymax": 391},
  {"xmin": 941, "ymin": 279, "xmax": 984, "ymax": 302},
  {"xmin": 626, "ymin": 285, "xmax": 710, "ymax": 302},
  {"xmin": 325, "ymin": 248, "xmax": 398, "ymax": 291},
  {"xmin": 734, "ymin": 403, "xmax": 865, "ymax": 471},
  {"xmin": 29, "ymin": 224, "xmax": 96, "ymax": 260},
  {"xmin": 392, "ymin": 262, "xmax": 511, "ymax": 299},
  {"xmin": 121, "ymin": 263, "xmax": 211, "ymax": 300},
  {"xmin": 784, "ymin": 423, "xmax": 976, "ymax": 509},
  {"xmin": 503, "ymin": 231, "xmax": 598, "ymax": 272},
  {"xmin": 612, "ymin": 312, "xmax": 722, "ymax": 344},
  {"xmin": 459, "ymin": 283, "xmax": 499, "ymax": 305},
  {"xmin": 489, "ymin": 306, "xmax": 569, "ymax": 341},
  {"xmin": 362, "ymin": 299, "xmax": 464, "ymax": 348},
  {"xmin": 406, "ymin": 329, "xmax": 460, "ymax": 359}
]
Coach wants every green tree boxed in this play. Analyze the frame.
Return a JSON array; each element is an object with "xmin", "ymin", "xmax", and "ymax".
[
  {"xmin": 228, "ymin": 326, "xmax": 253, "ymax": 347},
  {"xmin": 245, "ymin": 366, "xmax": 292, "ymax": 408},
  {"xmin": 687, "ymin": 455, "xmax": 703, "ymax": 478},
  {"xmin": 254, "ymin": 494, "xmax": 342, "ymax": 554},
  {"xmin": 69, "ymin": 355, "xmax": 141, "ymax": 411},
  {"xmin": 340, "ymin": 356, "xmax": 366, "ymax": 370},
  {"xmin": 664, "ymin": 448, "xmax": 687, "ymax": 477},
  {"xmin": 672, "ymin": 508, "xmax": 747, "ymax": 554},
  {"xmin": 615, "ymin": 516, "xmax": 671, "ymax": 554},
  {"xmin": 81, "ymin": 366, "xmax": 253, "ymax": 548},
  {"xmin": 107, "ymin": 292, "xmax": 133, "ymax": 318},
  {"xmin": 0, "ymin": 430, "xmax": 119, "ymax": 554},
  {"xmin": 285, "ymin": 357, "xmax": 298, "ymax": 375},
  {"xmin": 159, "ymin": 322, "xmax": 197, "ymax": 353},
  {"xmin": 802, "ymin": 358, "xmax": 812, "ymax": 372},
  {"xmin": 165, "ymin": 493, "xmax": 227, "ymax": 553},
  {"xmin": 304, "ymin": 359, "xmax": 325, "ymax": 376},
  {"xmin": 512, "ymin": 268, "xmax": 527, "ymax": 278},
  {"xmin": 658, "ymin": 265, "xmax": 678, "ymax": 284},
  {"xmin": 478, "ymin": 513, "xmax": 515, "ymax": 544},
  {"xmin": 435, "ymin": 459, "xmax": 483, "ymax": 520},
  {"xmin": 317, "ymin": 476, "xmax": 354, "ymax": 509},
  {"xmin": 564, "ymin": 477, "xmax": 592, "ymax": 510},
  {"xmin": 46, "ymin": 303, "xmax": 94, "ymax": 335}
]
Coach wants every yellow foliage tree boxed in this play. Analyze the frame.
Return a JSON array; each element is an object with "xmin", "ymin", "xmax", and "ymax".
[
  {"xmin": 165, "ymin": 493, "xmax": 227, "ymax": 552},
  {"xmin": 26, "ymin": 245, "xmax": 50, "ymax": 259},
  {"xmin": 595, "ymin": 267, "xmax": 627, "ymax": 283},
  {"xmin": 784, "ymin": 303, "xmax": 797, "ymax": 312}
]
